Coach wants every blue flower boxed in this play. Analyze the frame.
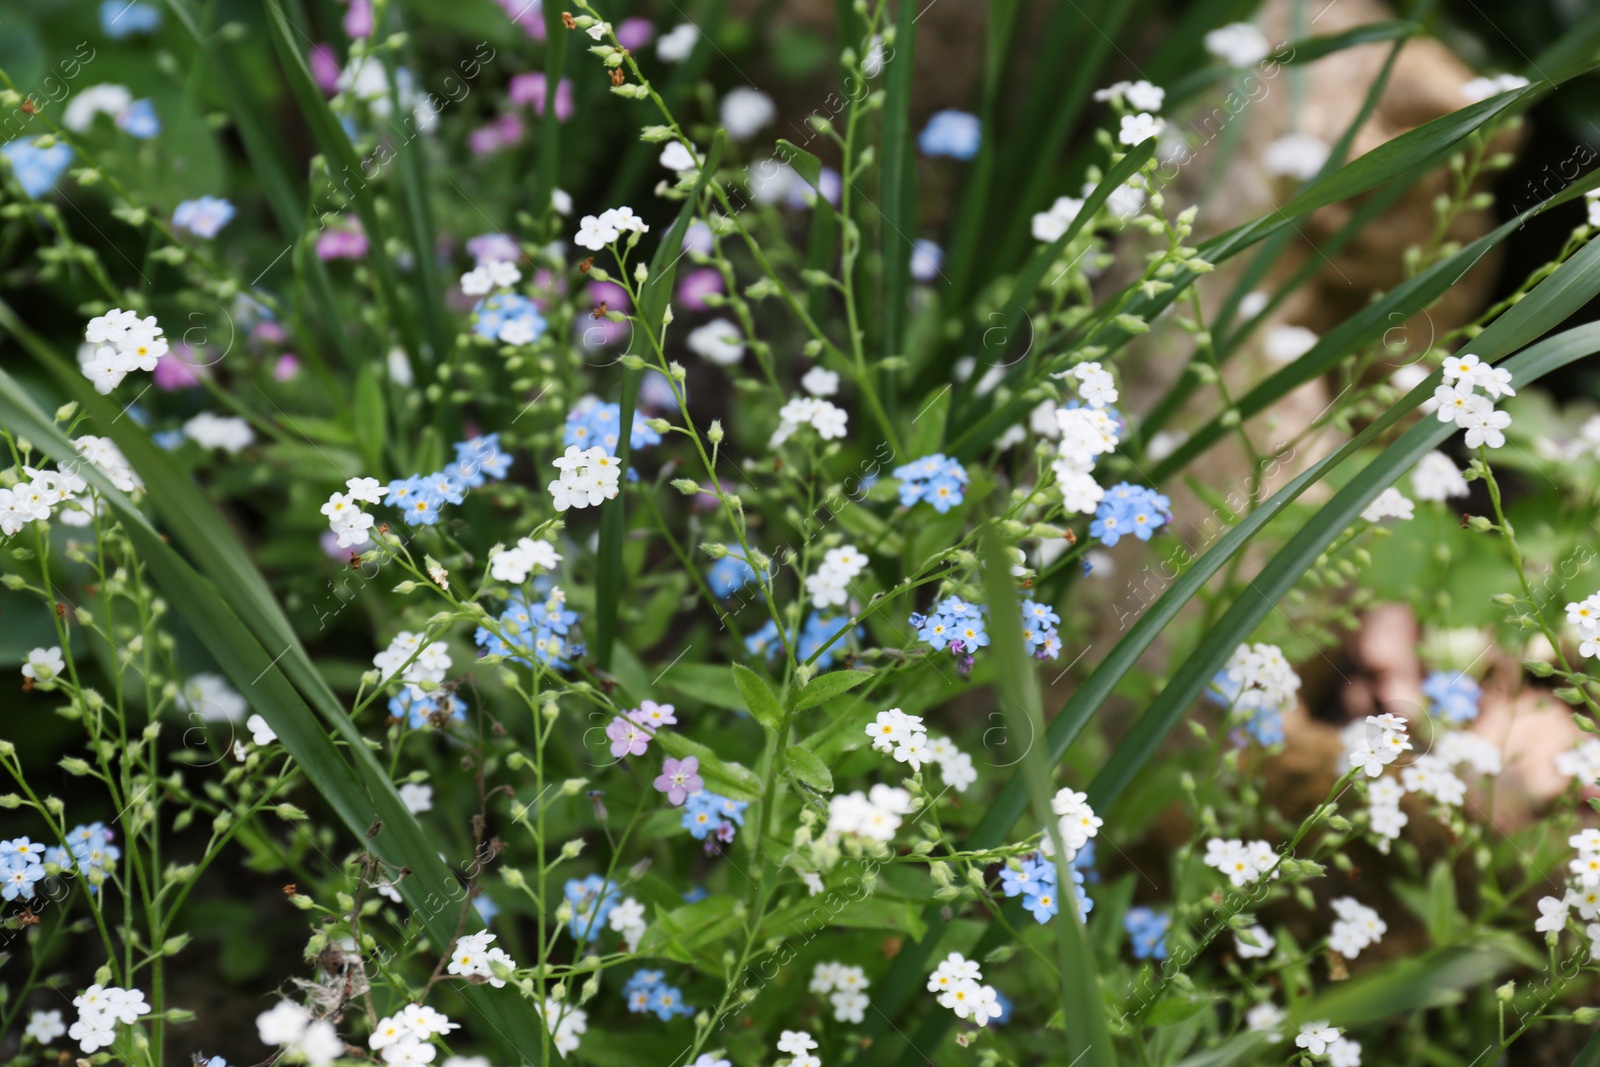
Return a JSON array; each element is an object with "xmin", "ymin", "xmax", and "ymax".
[
  {"xmin": 624, "ymin": 969, "xmax": 665, "ymax": 997},
  {"xmin": 475, "ymin": 590, "xmax": 580, "ymax": 670},
  {"xmin": 647, "ymin": 984, "xmax": 694, "ymax": 1021},
  {"xmin": 2, "ymin": 138, "xmax": 74, "ymax": 199},
  {"xmin": 1022, "ymin": 887, "xmax": 1060, "ymax": 923},
  {"xmin": 116, "ymin": 99, "xmax": 161, "ymax": 139},
  {"xmin": 452, "ymin": 434, "xmax": 512, "ymax": 485},
  {"xmin": 153, "ymin": 429, "xmax": 185, "ymax": 450},
  {"xmin": 388, "ymin": 689, "xmax": 467, "ymax": 729},
  {"xmin": 682, "ymin": 792, "xmax": 736, "ymax": 841},
  {"xmin": 564, "ymin": 400, "xmax": 660, "ymax": 456},
  {"xmin": 798, "ymin": 613, "xmax": 854, "ymax": 669},
  {"xmin": 745, "ymin": 620, "xmax": 781, "ymax": 658},
  {"xmin": 1422, "ymin": 670, "xmax": 1480, "ymax": 723},
  {"xmin": 892, "ymin": 453, "xmax": 969, "ymax": 512},
  {"xmin": 918, "ymin": 110, "xmax": 981, "ymax": 160},
  {"xmin": 102, "ymin": 0, "xmax": 162, "ymax": 37},
  {"xmin": 911, "ymin": 239, "xmax": 943, "ymax": 283},
  {"xmin": 422, "ymin": 469, "xmax": 468, "ymax": 506},
  {"xmin": 708, "ymin": 549, "xmax": 757, "ymax": 598},
  {"xmin": 1125, "ymin": 906, "xmax": 1170, "ymax": 960},
  {"xmin": 473, "ymin": 292, "xmax": 547, "ymax": 343},
  {"xmin": 1021, "ymin": 598, "xmax": 1062, "ymax": 660},
  {"xmin": 173, "ymin": 196, "xmax": 236, "ymax": 238},
  {"xmin": 2, "ymin": 853, "xmax": 45, "ymax": 901},
  {"xmin": 564, "ymin": 874, "xmax": 619, "ymax": 941},
  {"xmin": 474, "ymin": 895, "xmax": 500, "ymax": 924},
  {"xmin": 1072, "ymin": 840, "xmax": 1099, "ymax": 882},
  {"xmin": 1091, "ymin": 483, "xmax": 1171, "ymax": 546}
]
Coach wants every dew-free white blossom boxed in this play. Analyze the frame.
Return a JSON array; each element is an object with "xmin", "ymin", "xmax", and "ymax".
[
  {"xmin": 801, "ymin": 366, "xmax": 840, "ymax": 396},
  {"xmin": 1411, "ymin": 451, "xmax": 1469, "ymax": 501},
  {"xmin": 720, "ymin": 88, "xmax": 776, "ymax": 140},
  {"xmin": 808, "ymin": 544, "xmax": 869, "ymax": 608},
  {"xmin": 1094, "ymin": 80, "xmax": 1165, "ymax": 112},
  {"xmin": 1296, "ymin": 1021, "xmax": 1342, "ymax": 1056},
  {"xmin": 1400, "ymin": 754, "xmax": 1467, "ymax": 806},
  {"xmin": 1031, "ymin": 195, "xmax": 1084, "ymax": 242},
  {"xmin": 608, "ymin": 895, "xmax": 648, "ymax": 951},
  {"xmin": 184, "ymin": 412, "xmax": 255, "ymax": 453},
  {"xmin": 374, "ymin": 630, "xmax": 452, "ymax": 697},
  {"xmin": 490, "ymin": 536, "xmax": 563, "ymax": 583},
  {"xmin": 688, "ymin": 318, "xmax": 746, "ymax": 366},
  {"xmin": 1203, "ymin": 837, "xmax": 1277, "ymax": 886},
  {"xmin": 1205, "ymin": 22, "xmax": 1271, "ymax": 67},
  {"xmin": 1361, "ymin": 487, "xmax": 1415, "ymax": 523},
  {"xmin": 1262, "ymin": 133, "xmax": 1330, "ymax": 180},
  {"xmin": 660, "ymin": 141, "xmax": 698, "ymax": 172},
  {"xmin": 1246, "ymin": 1001, "xmax": 1285, "ymax": 1034},
  {"xmin": 1050, "ymin": 787, "xmax": 1102, "ymax": 860},
  {"xmin": 1264, "ymin": 324, "xmax": 1318, "ymax": 364},
  {"xmin": 1328, "ymin": 896, "xmax": 1386, "ymax": 958},
  {"xmin": 448, "ymin": 930, "xmax": 517, "ymax": 987},
  {"xmin": 1118, "ymin": 112, "xmax": 1163, "ymax": 146},
  {"xmin": 398, "ymin": 782, "xmax": 433, "ymax": 814},
  {"xmin": 1234, "ymin": 924, "xmax": 1276, "ymax": 959},
  {"xmin": 533, "ymin": 997, "xmax": 587, "ymax": 1057},
  {"xmin": 21, "ymin": 645, "xmax": 66, "ymax": 687},
  {"xmin": 1460, "ymin": 73, "xmax": 1530, "ymax": 102},
  {"xmin": 548, "ymin": 445, "xmax": 622, "ymax": 511},
  {"xmin": 657, "ymin": 22, "xmax": 698, "ymax": 62},
  {"xmin": 771, "ymin": 396, "xmax": 849, "ymax": 446},
  {"xmin": 177, "ymin": 672, "xmax": 249, "ymax": 721}
]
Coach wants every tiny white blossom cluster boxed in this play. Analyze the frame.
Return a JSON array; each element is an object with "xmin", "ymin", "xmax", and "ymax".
[
  {"xmin": 825, "ymin": 783, "xmax": 913, "ymax": 843},
  {"xmin": 1327, "ymin": 896, "xmax": 1387, "ymax": 958},
  {"xmin": 1535, "ymin": 829, "xmax": 1600, "ymax": 952},
  {"xmin": 490, "ymin": 535, "xmax": 563, "ymax": 583},
  {"xmin": 374, "ymin": 630, "xmax": 452, "ymax": 698},
  {"xmin": 1031, "ymin": 193, "xmax": 1084, "ymax": 242},
  {"xmin": 1233, "ymin": 923, "xmax": 1276, "ymax": 959},
  {"xmin": 1203, "ymin": 837, "xmax": 1277, "ymax": 887},
  {"xmin": 1345, "ymin": 713, "xmax": 1412, "ymax": 777},
  {"xmin": 810, "ymin": 961, "xmax": 871, "ymax": 1023},
  {"xmin": 1204, "ymin": 22, "xmax": 1272, "ymax": 68},
  {"xmin": 805, "ymin": 544, "xmax": 869, "ymax": 608},
  {"xmin": 460, "ymin": 260, "xmax": 521, "ymax": 296},
  {"xmin": 548, "ymin": 445, "xmax": 622, "ymax": 511},
  {"xmin": 925, "ymin": 951, "xmax": 1003, "ymax": 1026},
  {"xmin": 80, "ymin": 308, "xmax": 166, "ymax": 394},
  {"xmin": 1460, "ymin": 73, "xmax": 1531, "ymax": 102},
  {"xmin": 1262, "ymin": 132, "xmax": 1330, "ymax": 181},
  {"xmin": 322, "ymin": 476, "xmax": 388, "ymax": 548},
  {"xmin": 867, "ymin": 706, "xmax": 930, "ymax": 770},
  {"xmin": 1296, "ymin": 1021, "xmax": 1360, "ymax": 1065},
  {"xmin": 575, "ymin": 205, "xmax": 648, "ymax": 250},
  {"xmin": 69, "ymin": 985, "xmax": 150, "ymax": 1054},
  {"xmin": 771, "ymin": 396, "xmax": 849, "ymax": 446},
  {"xmin": 776, "ymin": 1028, "xmax": 820, "ymax": 1067},
  {"xmin": 182, "ymin": 411, "xmax": 256, "ymax": 453},
  {"xmin": 446, "ymin": 930, "xmax": 518, "ymax": 987},
  {"xmin": 0, "ymin": 433, "xmax": 147, "ymax": 535},
  {"xmin": 1435, "ymin": 352, "xmax": 1515, "ymax": 449},
  {"xmin": 1360, "ymin": 487, "xmax": 1414, "ymax": 523},
  {"xmin": 1567, "ymin": 591, "xmax": 1600, "ymax": 660},
  {"xmin": 257, "ymin": 1000, "xmax": 344, "ymax": 1067},
  {"xmin": 533, "ymin": 996, "xmax": 589, "ymax": 1057},
  {"xmin": 370, "ymin": 1004, "xmax": 460, "ymax": 1065},
  {"xmin": 1049, "ymin": 362, "xmax": 1122, "ymax": 514},
  {"xmin": 925, "ymin": 734, "xmax": 978, "ymax": 792},
  {"xmin": 1399, "ymin": 754, "xmax": 1467, "ymax": 806},
  {"xmin": 1220, "ymin": 642, "xmax": 1302, "ymax": 719},
  {"xmin": 1556, "ymin": 737, "xmax": 1600, "ymax": 784},
  {"xmin": 1050, "ymin": 787, "xmax": 1102, "ymax": 863}
]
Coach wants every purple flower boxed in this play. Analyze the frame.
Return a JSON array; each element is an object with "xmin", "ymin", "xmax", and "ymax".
[
  {"xmin": 496, "ymin": 0, "xmax": 546, "ymax": 39},
  {"xmin": 605, "ymin": 716, "xmax": 651, "ymax": 759},
  {"xmin": 467, "ymin": 233, "xmax": 521, "ymax": 265},
  {"xmin": 316, "ymin": 220, "xmax": 368, "ymax": 261},
  {"xmin": 273, "ymin": 354, "xmax": 301, "ymax": 381},
  {"xmin": 344, "ymin": 0, "xmax": 374, "ymax": 38},
  {"xmin": 676, "ymin": 268, "xmax": 723, "ymax": 311},
  {"xmin": 509, "ymin": 73, "xmax": 574, "ymax": 121},
  {"xmin": 654, "ymin": 757, "xmax": 703, "ymax": 805},
  {"xmin": 152, "ymin": 351, "xmax": 204, "ymax": 390},
  {"xmin": 311, "ymin": 43, "xmax": 342, "ymax": 93},
  {"xmin": 616, "ymin": 18, "xmax": 654, "ymax": 50}
]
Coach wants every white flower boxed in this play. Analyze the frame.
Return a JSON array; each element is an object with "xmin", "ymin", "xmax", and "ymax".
[
  {"xmin": 801, "ymin": 366, "xmax": 840, "ymax": 396},
  {"xmin": 21, "ymin": 646, "xmax": 65, "ymax": 686},
  {"xmin": 245, "ymin": 713, "xmax": 277, "ymax": 746},
  {"xmin": 177, "ymin": 673, "xmax": 249, "ymax": 721},
  {"xmin": 1360, "ymin": 487, "xmax": 1414, "ymax": 523},
  {"xmin": 1461, "ymin": 73, "xmax": 1530, "ymax": 102},
  {"xmin": 777, "ymin": 1030, "xmax": 818, "ymax": 1056},
  {"xmin": 83, "ymin": 345, "xmax": 132, "ymax": 394},
  {"xmin": 399, "ymin": 783, "xmax": 433, "ymax": 814},
  {"xmin": 1234, "ymin": 924, "xmax": 1276, "ymax": 959},
  {"xmin": 1411, "ymin": 451, "xmax": 1468, "ymax": 501},
  {"xmin": 1262, "ymin": 133, "xmax": 1329, "ymax": 180},
  {"xmin": 1118, "ymin": 112, "xmax": 1163, "ymax": 146},
  {"xmin": 1094, "ymin": 80, "xmax": 1165, "ymax": 112},
  {"xmin": 1050, "ymin": 787, "xmax": 1102, "ymax": 858},
  {"xmin": 1246, "ymin": 1001, "xmax": 1285, "ymax": 1035},
  {"xmin": 657, "ymin": 23, "xmax": 698, "ymax": 62},
  {"xmin": 183, "ymin": 412, "xmax": 255, "ymax": 453},
  {"xmin": 1295, "ymin": 1022, "xmax": 1341, "ymax": 1056},
  {"xmin": 547, "ymin": 446, "xmax": 622, "ymax": 511},
  {"xmin": 1536, "ymin": 894, "xmax": 1570, "ymax": 934},
  {"xmin": 721, "ymin": 88, "xmax": 776, "ymax": 140},
  {"xmin": 660, "ymin": 141, "xmax": 698, "ymax": 172},
  {"xmin": 808, "ymin": 544, "xmax": 869, "ymax": 609},
  {"xmin": 490, "ymin": 536, "xmax": 563, "ymax": 583},
  {"xmin": 575, "ymin": 214, "xmax": 619, "ymax": 251},
  {"xmin": 1031, "ymin": 195, "xmax": 1084, "ymax": 243},
  {"xmin": 602, "ymin": 206, "xmax": 649, "ymax": 234},
  {"xmin": 1264, "ymin": 324, "xmax": 1318, "ymax": 363},
  {"xmin": 1205, "ymin": 22, "xmax": 1271, "ymax": 68},
  {"xmin": 688, "ymin": 318, "xmax": 745, "ymax": 366},
  {"xmin": 1329, "ymin": 1037, "xmax": 1362, "ymax": 1067}
]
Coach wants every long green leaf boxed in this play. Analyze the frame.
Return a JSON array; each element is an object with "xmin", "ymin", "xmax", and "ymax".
[
  {"xmin": 980, "ymin": 527, "xmax": 1114, "ymax": 1067},
  {"xmin": 878, "ymin": 0, "xmax": 917, "ymax": 382}
]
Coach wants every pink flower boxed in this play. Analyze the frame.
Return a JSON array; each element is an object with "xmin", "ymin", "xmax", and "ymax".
[
  {"xmin": 653, "ymin": 756, "xmax": 702, "ymax": 805},
  {"xmin": 468, "ymin": 123, "xmax": 503, "ymax": 156},
  {"xmin": 344, "ymin": 0, "xmax": 374, "ymax": 39},
  {"xmin": 509, "ymin": 73, "xmax": 574, "ymax": 122},
  {"xmin": 628, "ymin": 700, "xmax": 678, "ymax": 729},
  {"xmin": 152, "ymin": 351, "xmax": 204, "ymax": 390},
  {"xmin": 273, "ymin": 354, "xmax": 301, "ymax": 381},
  {"xmin": 676, "ymin": 268, "xmax": 723, "ymax": 311},
  {"xmin": 605, "ymin": 716, "xmax": 651, "ymax": 759},
  {"xmin": 616, "ymin": 18, "xmax": 655, "ymax": 51},
  {"xmin": 497, "ymin": 0, "xmax": 547, "ymax": 39},
  {"xmin": 316, "ymin": 220, "xmax": 368, "ymax": 261},
  {"xmin": 311, "ymin": 43, "xmax": 342, "ymax": 93},
  {"xmin": 467, "ymin": 233, "xmax": 521, "ymax": 265},
  {"xmin": 252, "ymin": 320, "xmax": 288, "ymax": 345},
  {"xmin": 588, "ymin": 280, "xmax": 631, "ymax": 311}
]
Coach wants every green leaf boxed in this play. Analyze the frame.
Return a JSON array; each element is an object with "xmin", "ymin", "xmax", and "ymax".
[
  {"xmin": 731, "ymin": 663, "xmax": 785, "ymax": 732},
  {"xmin": 638, "ymin": 896, "xmax": 740, "ymax": 962},
  {"xmin": 761, "ymin": 895, "xmax": 928, "ymax": 941},
  {"xmin": 776, "ymin": 138, "xmax": 824, "ymax": 193},
  {"xmin": 352, "ymin": 364, "xmax": 387, "ymax": 476},
  {"xmin": 1145, "ymin": 992, "xmax": 1214, "ymax": 1028},
  {"xmin": 878, "ymin": 0, "xmax": 917, "ymax": 371},
  {"xmin": 792, "ymin": 668, "xmax": 871, "ymax": 711},
  {"xmin": 979, "ymin": 526, "xmax": 1113, "ymax": 1067},
  {"xmin": 1425, "ymin": 859, "xmax": 1459, "ymax": 944},
  {"xmin": 782, "ymin": 746, "xmax": 833, "ymax": 793},
  {"xmin": 658, "ymin": 662, "xmax": 744, "ymax": 712},
  {"xmin": 1273, "ymin": 20, "xmax": 1415, "ymax": 64}
]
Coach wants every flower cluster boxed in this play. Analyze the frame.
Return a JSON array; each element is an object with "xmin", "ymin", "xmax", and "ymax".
[
  {"xmin": 533, "ymin": 996, "xmax": 589, "ymax": 1057},
  {"xmin": 682, "ymin": 791, "xmax": 749, "ymax": 845},
  {"xmin": 369, "ymin": 1004, "xmax": 459, "ymax": 1064},
  {"xmin": 810, "ymin": 961, "xmax": 870, "ymax": 1023},
  {"xmin": 67, "ymin": 985, "xmax": 150, "ymax": 1054},
  {"xmin": 867, "ymin": 707, "xmax": 932, "ymax": 771},
  {"xmin": 321, "ymin": 476, "xmax": 388, "ymax": 547},
  {"xmin": 1569, "ymin": 590, "xmax": 1600, "ymax": 660},
  {"xmin": 771, "ymin": 395, "xmax": 849, "ymax": 445},
  {"xmin": 1534, "ymin": 829, "xmax": 1600, "ymax": 953},
  {"xmin": 489, "ymin": 535, "xmax": 562, "ymax": 584},
  {"xmin": 925, "ymin": 952, "xmax": 1002, "ymax": 1026},
  {"xmin": 575, "ymin": 204, "xmax": 649, "ymax": 250},
  {"xmin": 1360, "ymin": 486, "xmax": 1415, "ymax": 523},
  {"xmin": 607, "ymin": 896, "xmax": 649, "ymax": 951},
  {"xmin": 1411, "ymin": 450, "xmax": 1470, "ymax": 501},
  {"xmin": 623, "ymin": 969, "xmax": 693, "ymax": 1020},
  {"xmin": 746, "ymin": 612, "xmax": 855, "ymax": 670},
  {"xmin": 0, "ymin": 433, "xmax": 140, "ymax": 534},
  {"xmin": 1124, "ymin": 906, "xmax": 1170, "ymax": 960},
  {"xmin": 565, "ymin": 398, "xmax": 660, "ymax": 456},
  {"xmin": 1208, "ymin": 642, "xmax": 1302, "ymax": 746},
  {"xmin": 1435, "ymin": 352, "xmax": 1515, "ymax": 449},
  {"xmin": 475, "ymin": 587, "xmax": 581, "ymax": 669},
  {"xmin": 1090, "ymin": 482, "xmax": 1171, "ymax": 547},
  {"xmin": 805, "ymin": 544, "xmax": 869, "ymax": 608},
  {"xmin": 925, "ymin": 735, "xmax": 979, "ymax": 792},
  {"xmin": 1327, "ymin": 896, "xmax": 1387, "ymax": 959},
  {"xmin": 1202, "ymin": 837, "xmax": 1277, "ymax": 887},
  {"xmin": 446, "ymin": 930, "xmax": 517, "ymax": 986},
  {"xmin": 1000, "ymin": 854, "xmax": 1091, "ymax": 924},
  {"xmin": 1296, "ymin": 1021, "xmax": 1361, "ymax": 1066},
  {"xmin": 549, "ymin": 445, "xmax": 622, "ymax": 511},
  {"xmin": 893, "ymin": 454, "xmax": 969, "ymax": 513},
  {"xmin": 1050, "ymin": 787, "xmax": 1103, "ymax": 863},
  {"xmin": 826, "ymin": 783, "xmax": 913, "ymax": 845},
  {"xmin": 1050, "ymin": 363, "xmax": 1122, "ymax": 514},
  {"xmin": 256, "ymin": 1002, "xmax": 342, "ymax": 1067},
  {"xmin": 1021, "ymin": 597, "xmax": 1063, "ymax": 659},
  {"xmin": 1345, "ymin": 713, "xmax": 1412, "ymax": 778},
  {"xmin": 80, "ymin": 309, "xmax": 167, "ymax": 394}
]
